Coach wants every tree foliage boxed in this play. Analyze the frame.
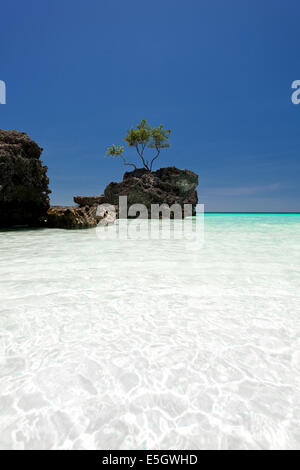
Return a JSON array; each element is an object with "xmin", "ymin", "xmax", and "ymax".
[{"xmin": 106, "ymin": 119, "xmax": 171, "ymax": 171}]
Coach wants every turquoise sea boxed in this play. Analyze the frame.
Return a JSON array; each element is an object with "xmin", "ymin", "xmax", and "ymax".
[{"xmin": 0, "ymin": 213, "xmax": 300, "ymax": 449}]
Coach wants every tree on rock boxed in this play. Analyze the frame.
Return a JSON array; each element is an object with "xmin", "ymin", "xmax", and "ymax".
[{"xmin": 106, "ymin": 119, "xmax": 171, "ymax": 171}]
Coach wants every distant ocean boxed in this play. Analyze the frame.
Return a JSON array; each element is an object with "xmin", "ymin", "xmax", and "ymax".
[{"xmin": 0, "ymin": 213, "xmax": 299, "ymax": 449}]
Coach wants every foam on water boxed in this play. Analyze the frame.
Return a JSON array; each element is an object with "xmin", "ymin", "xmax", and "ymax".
[{"xmin": 0, "ymin": 213, "xmax": 300, "ymax": 449}]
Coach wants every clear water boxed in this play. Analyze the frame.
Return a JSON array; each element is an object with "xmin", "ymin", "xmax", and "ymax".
[{"xmin": 0, "ymin": 213, "xmax": 300, "ymax": 450}]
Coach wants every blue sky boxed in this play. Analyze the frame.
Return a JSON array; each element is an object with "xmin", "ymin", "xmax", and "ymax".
[{"xmin": 1, "ymin": 0, "xmax": 300, "ymax": 211}]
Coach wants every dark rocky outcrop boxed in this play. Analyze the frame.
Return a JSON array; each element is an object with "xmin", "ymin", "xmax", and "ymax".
[
  {"xmin": 0, "ymin": 129, "xmax": 198, "ymax": 229},
  {"xmin": 0, "ymin": 129, "xmax": 51, "ymax": 227},
  {"xmin": 65, "ymin": 166, "xmax": 198, "ymax": 228},
  {"xmin": 104, "ymin": 166, "xmax": 198, "ymax": 217}
]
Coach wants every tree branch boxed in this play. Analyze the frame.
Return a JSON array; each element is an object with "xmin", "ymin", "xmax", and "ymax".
[
  {"xmin": 120, "ymin": 155, "xmax": 137, "ymax": 170},
  {"xmin": 150, "ymin": 146, "xmax": 160, "ymax": 171},
  {"xmin": 135, "ymin": 144, "xmax": 150, "ymax": 170}
]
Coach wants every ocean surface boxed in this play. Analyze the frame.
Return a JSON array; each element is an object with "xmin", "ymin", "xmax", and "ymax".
[{"xmin": 0, "ymin": 213, "xmax": 300, "ymax": 450}]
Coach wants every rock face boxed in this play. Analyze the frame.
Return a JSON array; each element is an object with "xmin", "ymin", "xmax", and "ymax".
[
  {"xmin": 47, "ymin": 203, "xmax": 116, "ymax": 229},
  {"xmin": 47, "ymin": 206, "xmax": 98, "ymax": 229},
  {"xmin": 47, "ymin": 166, "xmax": 198, "ymax": 229},
  {"xmin": 0, "ymin": 129, "xmax": 198, "ymax": 229},
  {"xmin": 73, "ymin": 195, "xmax": 107, "ymax": 207},
  {"xmin": 104, "ymin": 166, "xmax": 198, "ymax": 217},
  {"xmin": 0, "ymin": 130, "xmax": 50, "ymax": 227}
]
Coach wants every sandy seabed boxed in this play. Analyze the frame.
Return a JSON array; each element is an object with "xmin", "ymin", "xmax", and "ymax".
[{"xmin": 0, "ymin": 214, "xmax": 300, "ymax": 450}]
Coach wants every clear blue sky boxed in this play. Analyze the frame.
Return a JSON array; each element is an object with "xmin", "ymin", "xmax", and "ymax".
[{"xmin": 1, "ymin": 0, "xmax": 300, "ymax": 211}]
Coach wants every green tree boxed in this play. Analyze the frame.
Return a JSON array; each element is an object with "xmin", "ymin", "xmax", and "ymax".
[{"xmin": 106, "ymin": 119, "xmax": 171, "ymax": 171}]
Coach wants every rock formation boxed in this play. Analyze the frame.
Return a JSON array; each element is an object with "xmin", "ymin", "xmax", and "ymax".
[
  {"xmin": 47, "ymin": 206, "xmax": 98, "ymax": 229},
  {"xmin": 0, "ymin": 129, "xmax": 50, "ymax": 227},
  {"xmin": 47, "ymin": 203, "xmax": 117, "ymax": 229},
  {"xmin": 60, "ymin": 166, "xmax": 198, "ymax": 228},
  {"xmin": 0, "ymin": 129, "xmax": 198, "ymax": 229},
  {"xmin": 104, "ymin": 167, "xmax": 198, "ymax": 217},
  {"xmin": 73, "ymin": 195, "xmax": 107, "ymax": 207}
]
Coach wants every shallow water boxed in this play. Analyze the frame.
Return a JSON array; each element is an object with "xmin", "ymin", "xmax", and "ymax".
[{"xmin": 0, "ymin": 213, "xmax": 300, "ymax": 450}]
